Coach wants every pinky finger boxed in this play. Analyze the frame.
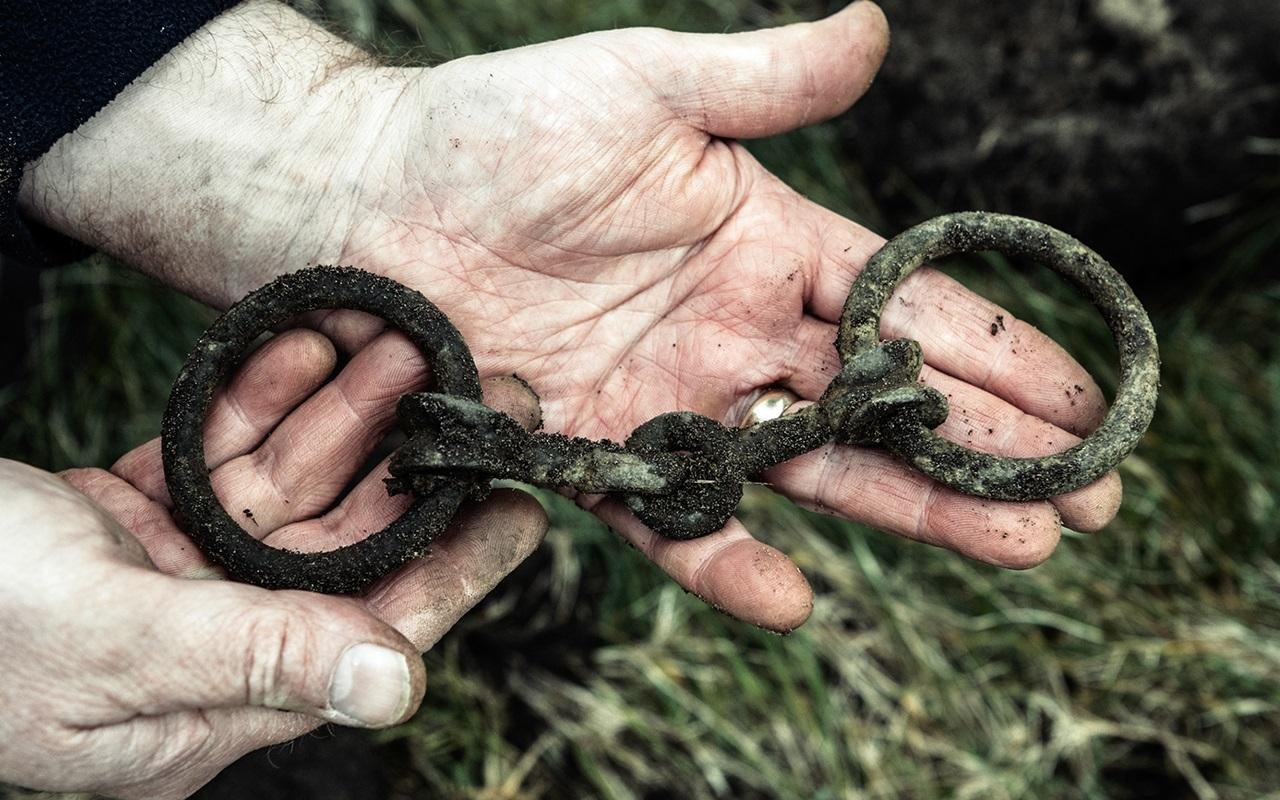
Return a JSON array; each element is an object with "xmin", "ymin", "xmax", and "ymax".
[
  {"xmin": 767, "ymin": 444, "xmax": 1063, "ymax": 570},
  {"xmin": 588, "ymin": 500, "xmax": 814, "ymax": 633}
]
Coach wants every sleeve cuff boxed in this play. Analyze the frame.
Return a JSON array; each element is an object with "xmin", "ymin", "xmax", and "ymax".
[{"xmin": 0, "ymin": 0, "xmax": 241, "ymax": 266}]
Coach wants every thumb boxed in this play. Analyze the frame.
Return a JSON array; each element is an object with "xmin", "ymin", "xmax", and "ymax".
[
  {"xmin": 143, "ymin": 578, "xmax": 426, "ymax": 728},
  {"xmin": 657, "ymin": 1, "xmax": 890, "ymax": 138}
]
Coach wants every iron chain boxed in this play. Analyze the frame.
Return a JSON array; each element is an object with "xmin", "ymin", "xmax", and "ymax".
[{"xmin": 162, "ymin": 212, "xmax": 1160, "ymax": 593}]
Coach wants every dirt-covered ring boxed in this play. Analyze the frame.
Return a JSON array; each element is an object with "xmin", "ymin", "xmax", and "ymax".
[
  {"xmin": 161, "ymin": 266, "xmax": 482, "ymax": 594},
  {"xmin": 835, "ymin": 212, "xmax": 1161, "ymax": 500}
]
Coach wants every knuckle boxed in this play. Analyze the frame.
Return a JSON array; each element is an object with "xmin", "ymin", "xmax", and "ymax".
[
  {"xmin": 623, "ymin": 26, "xmax": 681, "ymax": 54},
  {"xmin": 235, "ymin": 605, "xmax": 314, "ymax": 709}
]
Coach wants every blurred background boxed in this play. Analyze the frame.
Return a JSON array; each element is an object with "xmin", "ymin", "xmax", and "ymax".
[{"xmin": 2, "ymin": 0, "xmax": 1278, "ymax": 798}]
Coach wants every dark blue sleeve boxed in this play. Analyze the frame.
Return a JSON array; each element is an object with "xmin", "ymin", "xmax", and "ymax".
[{"xmin": 0, "ymin": 0, "xmax": 241, "ymax": 266}]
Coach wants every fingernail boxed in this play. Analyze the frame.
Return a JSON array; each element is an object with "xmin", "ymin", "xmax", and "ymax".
[{"xmin": 327, "ymin": 643, "xmax": 412, "ymax": 727}]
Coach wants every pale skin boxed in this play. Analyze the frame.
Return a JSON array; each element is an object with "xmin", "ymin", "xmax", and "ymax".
[{"xmin": 7, "ymin": 0, "xmax": 1122, "ymax": 795}]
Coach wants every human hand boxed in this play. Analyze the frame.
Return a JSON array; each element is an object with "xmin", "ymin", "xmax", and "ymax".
[
  {"xmin": 0, "ymin": 330, "xmax": 547, "ymax": 799},
  {"xmin": 22, "ymin": 1, "xmax": 1122, "ymax": 633}
]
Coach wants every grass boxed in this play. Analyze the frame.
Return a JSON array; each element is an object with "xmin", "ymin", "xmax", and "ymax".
[{"xmin": 3, "ymin": 2, "xmax": 1279, "ymax": 799}]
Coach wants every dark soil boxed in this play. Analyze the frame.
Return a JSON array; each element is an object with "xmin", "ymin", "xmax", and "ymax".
[{"xmin": 835, "ymin": 0, "xmax": 1280, "ymax": 291}]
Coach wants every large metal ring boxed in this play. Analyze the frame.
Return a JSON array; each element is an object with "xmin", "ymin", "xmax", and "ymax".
[
  {"xmin": 835, "ymin": 212, "xmax": 1160, "ymax": 500},
  {"xmin": 162, "ymin": 266, "xmax": 482, "ymax": 593}
]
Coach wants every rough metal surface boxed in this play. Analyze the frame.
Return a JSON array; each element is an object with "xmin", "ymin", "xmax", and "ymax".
[
  {"xmin": 163, "ymin": 213, "xmax": 1160, "ymax": 592},
  {"xmin": 162, "ymin": 266, "xmax": 481, "ymax": 594},
  {"xmin": 836, "ymin": 212, "xmax": 1161, "ymax": 499}
]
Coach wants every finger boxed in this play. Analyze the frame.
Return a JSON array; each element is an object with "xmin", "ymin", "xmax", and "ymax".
[
  {"xmin": 200, "ymin": 330, "xmax": 338, "ymax": 465},
  {"xmin": 128, "ymin": 574, "xmax": 425, "ymax": 729},
  {"xmin": 802, "ymin": 202, "xmax": 1108, "ymax": 436},
  {"xmin": 265, "ymin": 376, "xmax": 548, "ymax": 652},
  {"xmin": 211, "ymin": 329, "xmax": 430, "ymax": 532},
  {"xmin": 589, "ymin": 501, "xmax": 814, "ymax": 633},
  {"xmin": 657, "ymin": 1, "xmax": 890, "ymax": 138},
  {"xmin": 784, "ymin": 317, "xmax": 1122, "ymax": 530},
  {"xmin": 363, "ymin": 488, "xmax": 550, "ymax": 650},
  {"xmin": 766, "ymin": 444, "xmax": 1062, "ymax": 569},
  {"xmin": 760, "ymin": 383, "xmax": 1066, "ymax": 568},
  {"xmin": 61, "ymin": 467, "xmax": 218, "ymax": 578},
  {"xmin": 301, "ymin": 307, "xmax": 387, "ymax": 355},
  {"xmin": 57, "ymin": 468, "xmax": 159, "ymax": 570},
  {"xmin": 916, "ymin": 364, "xmax": 1121, "ymax": 531},
  {"xmin": 113, "ymin": 329, "xmax": 337, "ymax": 504},
  {"xmin": 263, "ymin": 374, "xmax": 543, "ymax": 552}
]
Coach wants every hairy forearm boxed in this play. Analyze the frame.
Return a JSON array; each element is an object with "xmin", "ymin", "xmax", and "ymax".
[{"xmin": 18, "ymin": 0, "xmax": 409, "ymax": 305}]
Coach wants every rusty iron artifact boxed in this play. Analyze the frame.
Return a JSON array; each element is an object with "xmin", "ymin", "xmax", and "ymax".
[{"xmin": 162, "ymin": 212, "xmax": 1161, "ymax": 593}]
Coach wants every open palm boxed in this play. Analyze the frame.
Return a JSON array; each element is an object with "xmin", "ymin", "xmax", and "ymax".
[{"xmin": 284, "ymin": 4, "xmax": 1123, "ymax": 631}]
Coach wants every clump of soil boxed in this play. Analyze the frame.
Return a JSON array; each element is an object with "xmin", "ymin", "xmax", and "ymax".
[{"xmin": 837, "ymin": 0, "xmax": 1280, "ymax": 291}]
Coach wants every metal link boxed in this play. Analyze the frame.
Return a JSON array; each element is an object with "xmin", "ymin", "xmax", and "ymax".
[
  {"xmin": 163, "ymin": 212, "xmax": 1160, "ymax": 592},
  {"xmin": 832, "ymin": 212, "xmax": 1160, "ymax": 500}
]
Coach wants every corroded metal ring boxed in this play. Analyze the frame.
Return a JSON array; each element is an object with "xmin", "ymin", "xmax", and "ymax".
[
  {"xmin": 834, "ymin": 212, "xmax": 1161, "ymax": 500},
  {"xmin": 161, "ymin": 266, "xmax": 482, "ymax": 594}
]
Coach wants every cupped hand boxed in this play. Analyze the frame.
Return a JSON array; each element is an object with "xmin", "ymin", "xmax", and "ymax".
[
  {"xmin": 0, "ymin": 330, "xmax": 547, "ymax": 799},
  {"xmin": 304, "ymin": 2, "xmax": 1122, "ymax": 630}
]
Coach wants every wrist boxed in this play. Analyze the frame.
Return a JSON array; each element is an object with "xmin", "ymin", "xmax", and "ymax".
[{"xmin": 18, "ymin": 0, "xmax": 412, "ymax": 305}]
